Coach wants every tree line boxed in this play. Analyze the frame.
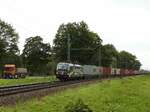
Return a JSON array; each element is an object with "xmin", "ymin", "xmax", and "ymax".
[{"xmin": 0, "ymin": 19, "xmax": 141, "ymax": 76}]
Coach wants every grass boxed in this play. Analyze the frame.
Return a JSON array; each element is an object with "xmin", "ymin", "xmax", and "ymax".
[
  {"xmin": 0, "ymin": 76, "xmax": 57, "ymax": 87},
  {"xmin": 1, "ymin": 75, "xmax": 150, "ymax": 112}
]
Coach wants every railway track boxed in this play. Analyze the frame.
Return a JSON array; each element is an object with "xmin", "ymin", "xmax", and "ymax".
[
  {"xmin": 0, "ymin": 79, "xmax": 94, "ymax": 97},
  {"xmin": 0, "ymin": 75, "xmax": 143, "ymax": 97},
  {"xmin": 0, "ymin": 75, "xmax": 144, "ymax": 106}
]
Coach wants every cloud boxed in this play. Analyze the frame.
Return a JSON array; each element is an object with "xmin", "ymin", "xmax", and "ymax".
[{"xmin": 0, "ymin": 0, "xmax": 149, "ymax": 70}]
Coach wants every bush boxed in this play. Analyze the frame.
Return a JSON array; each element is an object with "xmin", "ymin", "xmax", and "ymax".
[{"xmin": 64, "ymin": 99, "xmax": 93, "ymax": 112}]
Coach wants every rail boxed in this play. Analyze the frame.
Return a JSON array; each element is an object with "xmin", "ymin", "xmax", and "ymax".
[
  {"xmin": 0, "ymin": 74, "xmax": 147, "ymax": 97},
  {"xmin": 0, "ymin": 80, "xmax": 93, "ymax": 97}
]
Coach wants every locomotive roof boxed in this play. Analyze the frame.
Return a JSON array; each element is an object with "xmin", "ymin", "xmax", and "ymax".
[{"xmin": 58, "ymin": 62, "xmax": 82, "ymax": 67}]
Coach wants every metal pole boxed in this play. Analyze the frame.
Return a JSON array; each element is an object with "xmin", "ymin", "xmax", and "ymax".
[
  {"xmin": 99, "ymin": 45, "xmax": 101, "ymax": 66},
  {"xmin": 67, "ymin": 34, "xmax": 70, "ymax": 62}
]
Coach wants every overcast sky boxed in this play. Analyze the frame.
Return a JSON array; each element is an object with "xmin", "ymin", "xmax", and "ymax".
[{"xmin": 0, "ymin": 0, "xmax": 150, "ymax": 70}]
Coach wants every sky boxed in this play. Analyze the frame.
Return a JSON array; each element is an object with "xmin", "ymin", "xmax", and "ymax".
[{"xmin": 0, "ymin": 0, "xmax": 149, "ymax": 70}]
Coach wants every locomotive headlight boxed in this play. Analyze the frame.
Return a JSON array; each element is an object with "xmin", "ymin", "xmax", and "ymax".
[
  {"xmin": 62, "ymin": 71, "xmax": 67, "ymax": 75},
  {"xmin": 60, "ymin": 71, "xmax": 65, "ymax": 75}
]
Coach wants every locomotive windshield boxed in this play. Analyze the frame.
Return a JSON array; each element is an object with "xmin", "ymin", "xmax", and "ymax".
[{"xmin": 56, "ymin": 63, "xmax": 69, "ymax": 70}]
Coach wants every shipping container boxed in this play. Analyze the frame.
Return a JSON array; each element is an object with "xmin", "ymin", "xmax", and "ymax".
[
  {"xmin": 134, "ymin": 70, "xmax": 139, "ymax": 75},
  {"xmin": 102, "ymin": 67, "xmax": 111, "ymax": 76},
  {"xmin": 99, "ymin": 67, "xmax": 103, "ymax": 74},
  {"xmin": 111, "ymin": 68, "xmax": 120, "ymax": 75},
  {"xmin": 128, "ymin": 69, "xmax": 134, "ymax": 75},
  {"xmin": 116, "ymin": 69, "xmax": 121, "ymax": 75},
  {"xmin": 120, "ymin": 69, "xmax": 125, "ymax": 76},
  {"xmin": 83, "ymin": 65, "xmax": 100, "ymax": 77},
  {"xmin": 125, "ymin": 69, "xmax": 129, "ymax": 75}
]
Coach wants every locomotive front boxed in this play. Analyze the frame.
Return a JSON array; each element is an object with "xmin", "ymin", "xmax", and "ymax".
[
  {"xmin": 55, "ymin": 62, "xmax": 83, "ymax": 81},
  {"xmin": 55, "ymin": 63, "xmax": 70, "ymax": 80}
]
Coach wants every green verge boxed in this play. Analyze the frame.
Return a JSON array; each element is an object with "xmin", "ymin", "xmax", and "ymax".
[
  {"xmin": 1, "ymin": 75, "xmax": 150, "ymax": 112},
  {"xmin": 0, "ymin": 76, "xmax": 57, "ymax": 87}
]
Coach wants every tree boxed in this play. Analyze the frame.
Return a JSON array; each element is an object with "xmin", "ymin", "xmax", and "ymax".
[
  {"xmin": 133, "ymin": 60, "xmax": 141, "ymax": 70},
  {"xmin": 0, "ymin": 19, "xmax": 20, "ymax": 72},
  {"xmin": 101, "ymin": 44, "xmax": 118, "ymax": 67},
  {"xmin": 53, "ymin": 21, "xmax": 102, "ymax": 64},
  {"xmin": 118, "ymin": 51, "xmax": 141, "ymax": 70},
  {"xmin": 22, "ymin": 36, "xmax": 51, "ymax": 75}
]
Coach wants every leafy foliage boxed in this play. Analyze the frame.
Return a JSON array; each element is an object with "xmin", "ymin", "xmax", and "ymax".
[
  {"xmin": 0, "ymin": 19, "xmax": 19, "ymax": 55},
  {"xmin": 22, "ymin": 36, "xmax": 51, "ymax": 75},
  {"xmin": 101, "ymin": 44, "xmax": 118, "ymax": 67},
  {"xmin": 64, "ymin": 99, "xmax": 92, "ymax": 112},
  {"xmin": 53, "ymin": 21, "xmax": 102, "ymax": 64},
  {"xmin": 0, "ymin": 19, "xmax": 20, "ymax": 72},
  {"xmin": 118, "ymin": 51, "xmax": 141, "ymax": 70},
  {"xmin": 53, "ymin": 21, "xmax": 141, "ymax": 70}
]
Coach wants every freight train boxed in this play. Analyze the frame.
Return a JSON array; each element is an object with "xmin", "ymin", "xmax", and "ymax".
[{"xmin": 55, "ymin": 62, "xmax": 140, "ymax": 81}]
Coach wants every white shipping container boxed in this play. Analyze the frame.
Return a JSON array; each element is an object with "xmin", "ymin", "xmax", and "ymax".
[
  {"xmin": 111, "ymin": 68, "xmax": 116, "ymax": 75},
  {"xmin": 116, "ymin": 69, "xmax": 120, "ymax": 75},
  {"xmin": 111, "ymin": 68, "xmax": 120, "ymax": 75},
  {"xmin": 83, "ymin": 65, "xmax": 100, "ymax": 75},
  {"xmin": 134, "ymin": 70, "xmax": 139, "ymax": 74}
]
